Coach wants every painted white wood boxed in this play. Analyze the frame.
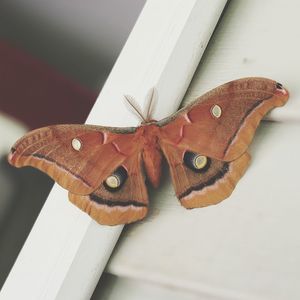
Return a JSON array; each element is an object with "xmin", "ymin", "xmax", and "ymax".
[
  {"xmin": 106, "ymin": 1, "xmax": 300, "ymax": 299},
  {"xmin": 93, "ymin": 274, "xmax": 210, "ymax": 300},
  {"xmin": 0, "ymin": 1, "xmax": 227, "ymax": 299}
]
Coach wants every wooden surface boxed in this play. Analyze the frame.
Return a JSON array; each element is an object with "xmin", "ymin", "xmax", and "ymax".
[
  {"xmin": 0, "ymin": 1, "xmax": 227, "ymax": 299},
  {"xmin": 92, "ymin": 274, "xmax": 209, "ymax": 300},
  {"xmin": 106, "ymin": 1, "xmax": 300, "ymax": 299}
]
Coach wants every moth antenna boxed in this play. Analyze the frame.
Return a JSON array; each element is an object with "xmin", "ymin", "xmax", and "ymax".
[
  {"xmin": 144, "ymin": 87, "xmax": 157, "ymax": 121},
  {"xmin": 124, "ymin": 95, "xmax": 146, "ymax": 122}
]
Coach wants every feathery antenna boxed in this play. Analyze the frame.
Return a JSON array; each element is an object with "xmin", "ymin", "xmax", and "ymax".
[
  {"xmin": 124, "ymin": 87, "xmax": 157, "ymax": 123},
  {"xmin": 144, "ymin": 87, "xmax": 156, "ymax": 121},
  {"xmin": 124, "ymin": 95, "xmax": 146, "ymax": 122}
]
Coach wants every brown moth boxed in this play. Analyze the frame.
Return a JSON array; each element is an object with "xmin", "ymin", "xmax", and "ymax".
[{"xmin": 8, "ymin": 78, "xmax": 289, "ymax": 225}]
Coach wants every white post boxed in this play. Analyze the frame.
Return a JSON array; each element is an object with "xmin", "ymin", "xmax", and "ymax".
[{"xmin": 0, "ymin": 1, "xmax": 227, "ymax": 299}]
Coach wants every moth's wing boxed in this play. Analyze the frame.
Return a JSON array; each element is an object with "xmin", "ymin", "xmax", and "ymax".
[
  {"xmin": 161, "ymin": 143, "xmax": 250, "ymax": 208},
  {"xmin": 69, "ymin": 151, "xmax": 148, "ymax": 225},
  {"xmin": 8, "ymin": 124, "xmax": 138, "ymax": 195},
  {"xmin": 159, "ymin": 78, "xmax": 289, "ymax": 161}
]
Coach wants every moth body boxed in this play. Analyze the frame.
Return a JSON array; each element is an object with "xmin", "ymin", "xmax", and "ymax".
[{"xmin": 138, "ymin": 123, "xmax": 162, "ymax": 188}]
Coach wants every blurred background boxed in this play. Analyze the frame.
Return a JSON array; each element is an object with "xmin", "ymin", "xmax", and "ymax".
[{"xmin": 0, "ymin": 0, "xmax": 145, "ymax": 288}]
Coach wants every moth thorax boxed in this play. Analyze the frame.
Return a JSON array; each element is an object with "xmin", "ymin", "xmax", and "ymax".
[
  {"xmin": 104, "ymin": 166, "xmax": 128, "ymax": 192},
  {"xmin": 184, "ymin": 151, "xmax": 210, "ymax": 172}
]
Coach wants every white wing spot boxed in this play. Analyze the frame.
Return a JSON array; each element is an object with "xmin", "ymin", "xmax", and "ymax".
[
  {"xmin": 105, "ymin": 175, "xmax": 120, "ymax": 188},
  {"xmin": 194, "ymin": 155, "xmax": 208, "ymax": 169},
  {"xmin": 211, "ymin": 105, "xmax": 222, "ymax": 118},
  {"xmin": 72, "ymin": 138, "xmax": 82, "ymax": 151}
]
